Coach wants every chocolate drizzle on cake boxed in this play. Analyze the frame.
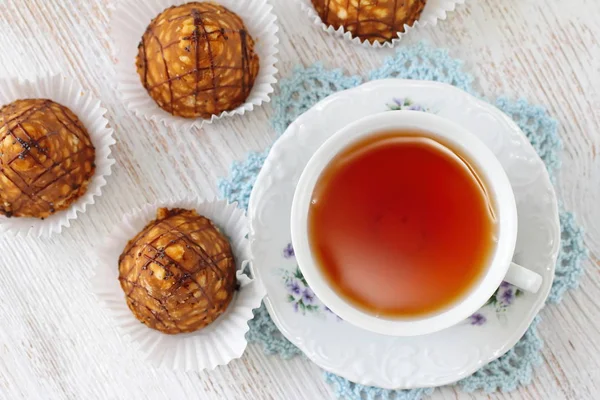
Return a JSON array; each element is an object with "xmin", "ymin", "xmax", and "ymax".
[
  {"xmin": 0, "ymin": 99, "xmax": 96, "ymax": 219},
  {"xmin": 118, "ymin": 208, "xmax": 237, "ymax": 334},
  {"xmin": 135, "ymin": 2, "xmax": 260, "ymax": 119},
  {"xmin": 311, "ymin": 0, "xmax": 427, "ymax": 44}
]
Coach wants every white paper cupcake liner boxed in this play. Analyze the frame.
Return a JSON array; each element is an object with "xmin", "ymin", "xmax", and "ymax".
[
  {"xmin": 111, "ymin": 0, "xmax": 279, "ymax": 131},
  {"xmin": 91, "ymin": 196, "xmax": 265, "ymax": 370},
  {"xmin": 0, "ymin": 75, "xmax": 115, "ymax": 238},
  {"xmin": 298, "ymin": 0, "xmax": 465, "ymax": 48}
]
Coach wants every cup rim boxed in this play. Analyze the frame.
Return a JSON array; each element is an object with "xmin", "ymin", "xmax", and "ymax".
[{"xmin": 290, "ymin": 110, "xmax": 518, "ymax": 337}]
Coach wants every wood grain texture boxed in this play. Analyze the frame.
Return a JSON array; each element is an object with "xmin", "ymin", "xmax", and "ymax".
[{"xmin": 0, "ymin": 0, "xmax": 598, "ymax": 399}]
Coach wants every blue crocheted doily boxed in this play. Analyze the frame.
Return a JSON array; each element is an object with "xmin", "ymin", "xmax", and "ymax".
[{"xmin": 218, "ymin": 42, "xmax": 587, "ymax": 399}]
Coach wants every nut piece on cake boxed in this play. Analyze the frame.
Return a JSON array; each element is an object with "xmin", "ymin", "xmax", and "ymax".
[
  {"xmin": 0, "ymin": 99, "xmax": 96, "ymax": 219},
  {"xmin": 119, "ymin": 208, "xmax": 237, "ymax": 334},
  {"xmin": 311, "ymin": 0, "xmax": 427, "ymax": 44},
  {"xmin": 136, "ymin": 2, "xmax": 260, "ymax": 119}
]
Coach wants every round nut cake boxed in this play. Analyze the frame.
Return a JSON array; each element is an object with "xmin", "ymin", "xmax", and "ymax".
[
  {"xmin": 119, "ymin": 208, "xmax": 237, "ymax": 334},
  {"xmin": 311, "ymin": 0, "xmax": 427, "ymax": 44},
  {"xmin": 0, "ymin": 99, "xmax": 96, "ymax": 219},
  {"xmin": 136, "ymin": 2, "xmax": 260, "ymax": 119}
]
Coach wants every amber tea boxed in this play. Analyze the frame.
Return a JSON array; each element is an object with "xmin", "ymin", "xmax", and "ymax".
[{"xmin": 308, "ymin": 132, "xmax": 498, "ymax": 317}]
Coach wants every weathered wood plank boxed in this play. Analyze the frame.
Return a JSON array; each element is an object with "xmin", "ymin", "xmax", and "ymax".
[{"xmin": 0, "ymin": 0, "xmax": 597, "ymax": 398}]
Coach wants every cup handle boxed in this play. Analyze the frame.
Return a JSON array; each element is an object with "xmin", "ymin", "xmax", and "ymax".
[{"xmin": 504, "ymin": 262, "xmax": 543, "ymax": 293}]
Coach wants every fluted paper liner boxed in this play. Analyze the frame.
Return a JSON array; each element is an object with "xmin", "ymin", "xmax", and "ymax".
[
  {"xmin": 91, "ymin": 197, "xmax": 265, "ymax": 370},
  {"xmin": 0, "ymin": 75, "xmax": 115, "ymax": 238},
  {"xmin": 298, "ymin": 0, "xmax": 465, "ymax": 48},
  {"xmin": 111, "ymin": 0, "xmax": 279, "ymax": 131}
]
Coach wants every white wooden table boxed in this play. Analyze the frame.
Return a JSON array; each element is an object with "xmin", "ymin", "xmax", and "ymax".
[{"xmin": 0, "ymin": 1, "xmax": 598, "ymax": 399}]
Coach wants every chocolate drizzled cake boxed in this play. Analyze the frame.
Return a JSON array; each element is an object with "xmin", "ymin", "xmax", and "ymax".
[
  {"xmin": 118, "ymin": 208, "xmax": 237, "ymax": 334},
  {"xmin": 136, "ymin": 2, "xmax": 260, "ymax": 119},
  {"xmin": 311, "ymin": 0, "xmax": 427, "ymax": 44},
  {"xmin": 0, "ymin": 99, "xmax": 96, "ymax": 219}
]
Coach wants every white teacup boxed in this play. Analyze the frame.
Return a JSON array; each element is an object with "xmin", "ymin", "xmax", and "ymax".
[{"xmin": 290, "ymin": 111, "xmax": 542, "ymax": 337}]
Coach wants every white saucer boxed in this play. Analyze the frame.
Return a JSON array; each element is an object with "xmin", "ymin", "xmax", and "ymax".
[{"xmin": 248, "ymin": 80, "xmax": 560, "ymax": 389}]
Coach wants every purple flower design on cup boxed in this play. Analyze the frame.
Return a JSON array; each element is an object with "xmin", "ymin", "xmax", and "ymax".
[
  {"xmin": 302, "ymin": 288, "xmax": 315, "ymax": 304},
  {"xmin": 469, "ymin": 313, "xmax": 487, "ymax": 326},
  {"xmin": 287, "ymin": 279, "xmax": 301, "ymax": 296},
  {"xmin": 469, "ymin": 282, "xmax": 523, "ymax": 326},
  {"xmin": 283, "ymin": 243, "xmax": 295, "ymax": 259},
  {"xmin": 497, "ymin": 282, "xmax": 516, "ymax": 306},
  {"xmin": 280, "ymin": 249, "xmax": 341, "ymax": 321}
]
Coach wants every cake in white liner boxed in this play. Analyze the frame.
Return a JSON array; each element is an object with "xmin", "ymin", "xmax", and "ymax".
[
  {"xmin": 111, "ymin": 0, "xmax": 279, "ymax": 131},
  {"xmin": 91, "ymin": 197, "xmax": 265, "ymax": 370},
  {"xmin": 0, "ymin": 74, "xmax": 115, "ymax": 238},
  {"xmin": 298, "ymin": 0, "xmax": 465, "ymax": 48}
]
